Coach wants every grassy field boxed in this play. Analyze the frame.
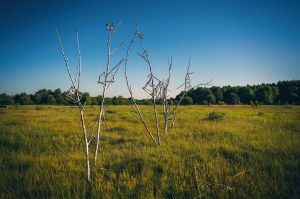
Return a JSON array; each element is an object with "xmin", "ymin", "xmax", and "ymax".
[{"xmin": 0, "ymin": 105, "xmax": 299, "ymax": 198}]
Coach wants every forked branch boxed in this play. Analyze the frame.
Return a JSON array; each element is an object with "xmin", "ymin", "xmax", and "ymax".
[{"xmin": 56, "ymin": 29, "xmax": 91, "ymax": 182}]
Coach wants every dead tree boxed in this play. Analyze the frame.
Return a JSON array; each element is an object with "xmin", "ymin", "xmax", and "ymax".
[
  {"xmin": 152, "ymin": 58, "xmax": 191, "ymax": 133},
  {"xmin": 158, "ymin": 57, "xmax": 172, "ymax": 134},
  {"xmin": 137, "ymin": 30, "xmax": 162, "ymax": 145},
  {"xmin": 169, "ymin": 59, "xmax": 193, "ymax": 128},
  {"xmin": 125, "ymin": 29, "xmax": 211, "ymax": 141},
  {"xmin": 56, "ymin": 29, "xmax": 91, "ymax": 182},
  {"xmin": 56, "ymin": 22, "xmax": 132, "ymax": 182},
  {"xmin": 124, "ymin": 29, "xmax": 159, "ymax": 146},
  {"xmin": 162, "ymin": 59, "xmax": 212, "ymax": 130},
  {"xmin": 94, "ymin": 21, "xmax": 130, "ymax": 163}
]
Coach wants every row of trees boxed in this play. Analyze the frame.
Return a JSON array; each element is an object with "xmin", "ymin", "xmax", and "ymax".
[
  {"xmin": 176, "ymin": 80, "xmax": 300, "ymax": 105},
  {"xmin": 0, "ymin": 88, "xmax": 152, "ymax": 105},
  {"xmin": 0, "ymin": 80, "xmax": 299, "ymax": 105},
  {"xmin": 0, "ymin": 89, "xmax": 121, "ymax": 105}
]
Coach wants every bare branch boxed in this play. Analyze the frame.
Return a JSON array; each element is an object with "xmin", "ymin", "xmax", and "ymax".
[
  {"xmin": 160, "ymin": 57, "xmax": 173, "ymax": 134},
  {"xmin": 111, "ymin": 20, "xmax": 122, "ymax": 39},
  {"xmin": 111, "ymin": 30, "xmax": 135, "ymax": 54},
  {"xmin": 55, "ymin": 29, "xmax": 76, "ymax": 90},
  {"xmin": 76, "ymin": 30, "xmax": 81, "ymax": 91},
  {"xmin": 193, "ymin": 78, "xmax": 213, "ymax": 89}
]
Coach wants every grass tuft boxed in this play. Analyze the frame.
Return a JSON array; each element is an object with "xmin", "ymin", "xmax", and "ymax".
[{"xmin": 207, "ymin": 111, "xmax": 225, "ymax": 121}]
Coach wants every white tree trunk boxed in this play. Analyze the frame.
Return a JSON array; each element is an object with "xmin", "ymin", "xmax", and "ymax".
[
  {"xmin": 79, "ymin": 107, "xmax": 91, "ymax": 182},
  {"xmin": 163, "ymin": 98, "xmax": 168, "ymax": 134}
]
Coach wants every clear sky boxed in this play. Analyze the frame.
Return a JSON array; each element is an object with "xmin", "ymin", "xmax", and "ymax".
[{"xmin": 0, "ymin": 0, "xmax": 300, "ymax": 98}]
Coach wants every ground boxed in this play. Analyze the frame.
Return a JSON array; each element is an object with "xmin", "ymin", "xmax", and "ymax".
[{"xmin": 0, "ymin": 105, "xmax": 299, "ymax": 198}]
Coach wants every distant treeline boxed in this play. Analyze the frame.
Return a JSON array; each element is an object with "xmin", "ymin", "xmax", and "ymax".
[
  {"xmin": 176, "ymin": 80, "xmax": 300, "ymax": 105},
  {"xmin": 0, "ymin": 80, "xmax": 299, "ymax": 105},
  {"xmin": 0, "ymin": 89, "xmax": 151, "ymax": 106}
]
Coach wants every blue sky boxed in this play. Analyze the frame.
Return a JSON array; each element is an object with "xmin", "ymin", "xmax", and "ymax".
[{"xmin": 0, "ymin": 0, "xmax": 299, "ymax": 98}]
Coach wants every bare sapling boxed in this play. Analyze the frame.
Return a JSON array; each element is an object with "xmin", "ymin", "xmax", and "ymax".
[
  {"xmin": 94, "ymin": 21, "xmax": 131, "ymax": 163},
  {"xmin": 137, "ymin": 30, "xmax": 162, "ymax": 145},
  {"xmin": 56, "ymin": 22, "xmax": 133, "ymax": 182},
  {"xmin": 123, "ymin": 29, "xmax": 159, "ymax": 146},
  {"xmin": 167, "ymin": 59, "xmax": 212, "ymax": 129},
  {"xmin": 56, "ymin": 29, "xmax": 91, "ymax": 182},
  {"xmin": 158, "ymin": 57, "xmax": 172, "ymax": 134},
  {"xmin": 154, "ymin": 58, "xmax": 190, "ymax": 133}
]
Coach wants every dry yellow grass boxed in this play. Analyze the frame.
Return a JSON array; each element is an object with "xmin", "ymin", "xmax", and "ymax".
[{"xmin": 0, "ymin": 105, "xmax": 299, "ymax": 198}]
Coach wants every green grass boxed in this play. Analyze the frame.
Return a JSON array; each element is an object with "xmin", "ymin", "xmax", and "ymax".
[{"xmin": 0, "ymin": 105, "xmax": 300, "ymax": 198}]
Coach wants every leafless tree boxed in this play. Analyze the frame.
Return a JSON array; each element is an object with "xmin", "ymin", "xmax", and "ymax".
[
  {"xmin": 160, "ymin": 59, "xmax": 212, "ymax": 131},
  {"xmin": 94, "ymin": 21, "xmax": 131, "ymax": 163},
  {"xmin": 137, "ymin": 30, "xmax": 162, "ymax": 145},
  {"xmin": 124, "ymin": 28, "xmax": 211, "ymax": 141},
  {"xmin": 56, "ymin": 21, "xmax": 132, "ymax": 182},
  {"xmin": 169, "ymin": 59, "xmax": 193, "ymax": 129},
  {"xmin": 123, "ymin": 29, "xmax": 159, "ymax": 146},
  {"xmin": 156, "ymin": 57, "xmax": 172, "ymax": 134},
  {"xmin": 56, "ymin": 29, "xmax": 92, "ymax": 182}
]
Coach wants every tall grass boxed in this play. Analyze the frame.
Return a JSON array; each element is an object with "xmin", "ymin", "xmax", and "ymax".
[{"xmin": 0, "ymin": 105, "xmax": 299, "ymax": 198}]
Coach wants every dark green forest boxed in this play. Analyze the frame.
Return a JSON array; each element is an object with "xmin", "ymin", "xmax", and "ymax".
[{"xmin": 0, "ymin": 80, "xmax": 299, "ymax": 106}]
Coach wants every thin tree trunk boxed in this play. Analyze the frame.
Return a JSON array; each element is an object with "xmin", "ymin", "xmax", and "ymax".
[
  {"xmin": 94, "ymin": 30, "xmax": 111, "ymax": 164},
  {"xmin": 163, "ymin": 98, "xmax": 168, "ymax": 134},
  {"xmin": 79, "ymin": 107, "xmax": 91, "ymax": 182},
  {"xmin": 94, "ymin": 89, "xmax": 105, "ymax": 163},
  {"xmin": 152, "ymin": 93, "xmax": 160, "ymax": 145}
]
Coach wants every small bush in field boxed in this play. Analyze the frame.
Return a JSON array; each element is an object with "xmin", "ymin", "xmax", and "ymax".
[
  {"xmin": 258, "ymin": 111, "xmax": 264, "ymax": 116},
  {"xmin": 208, "ymin": 111, "xmax": 225, "ymax": 121}
]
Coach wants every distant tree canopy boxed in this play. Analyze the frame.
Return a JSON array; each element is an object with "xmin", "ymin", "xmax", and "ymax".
[
  {"xmin": 176, "ymin": 80, "xmax": 300, "ymax": 105},
  {"xmin": 0, "ymin": 80, "xmax": 299, "ymax": 105}
]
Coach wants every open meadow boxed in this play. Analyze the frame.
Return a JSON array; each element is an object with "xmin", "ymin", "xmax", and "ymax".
[{"xmin": 0, "ymin": 105, "xmax": 299, "ymax": 198}]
